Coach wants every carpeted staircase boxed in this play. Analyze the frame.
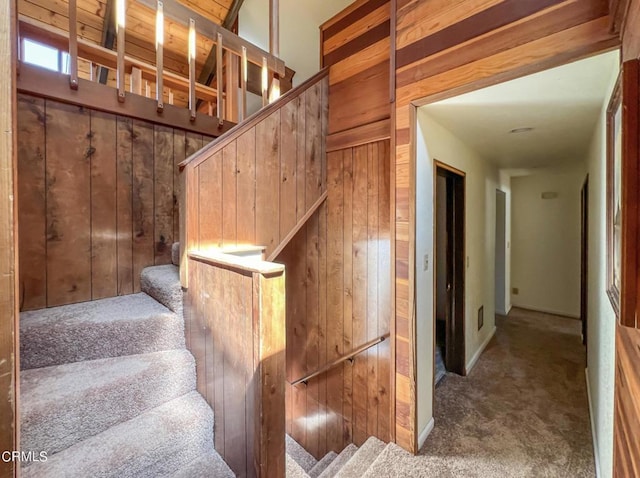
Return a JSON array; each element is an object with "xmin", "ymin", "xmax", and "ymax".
[
  {"xmin": 285, "ymin": 435, "xmax": 389, "ymax": 478},
  {"xmin": 19, "ymin": 243, "xmax": 234, "ymax": 477}
]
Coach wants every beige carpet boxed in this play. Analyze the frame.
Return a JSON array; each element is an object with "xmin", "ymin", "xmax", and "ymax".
[{"xmin": 363, "ymin": 307, "xmax": 595, "ymax": 477}]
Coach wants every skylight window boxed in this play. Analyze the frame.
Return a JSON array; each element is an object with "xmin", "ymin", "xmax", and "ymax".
[{"xmin": 22, "ymin": 38, "xmax": 70, "ymax": 74}]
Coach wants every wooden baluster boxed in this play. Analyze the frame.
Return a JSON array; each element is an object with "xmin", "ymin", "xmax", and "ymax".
[
  {"xmin": 131, "ymin": 66, "xmax": 142, "ymax": 95},
  {"xmin": 261, "ymin": 56, "xmax": 268, "ymax": 107},
  {"xmin": 89, "ymin": 62, "xmax": 94, "ymax": 82},
  {"xmin": 240, "ymin": 46, "xmax": 247, "ymax": 121},
  {"xmin": 188, "ymin": 18, "xmax": 196, "ymax": 121},
  {"xmin": 226, "ymin": 52, "xmax": 239, "ymax": 123},
  {"xmin": 208, "ymin": 101, "xmax": 213, "ymax": 117},
  {"xmin": 68, "ymin": 0, "xmax": 78, "ymax": 89},
  {"xmin": 168, "ymin": 89, "xmax": 174, "ymax": 105},
  {"xmin": 156, "ymin": 0, "xmax": 164, "ymax": 112},
  {"xmin": 216, "ymin": 33, "xmax": 223, "ymax": 127},
  {"xmin": 116, "ymin": 0, "xmax": 126, "ymax": 102},
  {"xmin": 145, "ymin": 81, "xmax": 151, "ymax": 98}
]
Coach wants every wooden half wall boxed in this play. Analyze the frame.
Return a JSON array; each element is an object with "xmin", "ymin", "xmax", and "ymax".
[
  {"xmin": 392, "ymin": 0, "xmax": 619, "ymax": 452},
  {"xmin": 17, "ymin": 93, "xmax": 215, "ymax": 309}
]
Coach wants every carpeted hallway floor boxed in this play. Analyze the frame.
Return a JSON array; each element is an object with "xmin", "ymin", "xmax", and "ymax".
[{"xmin": 362, "ymin": 307, "xmax": 595, "ymax": 477}]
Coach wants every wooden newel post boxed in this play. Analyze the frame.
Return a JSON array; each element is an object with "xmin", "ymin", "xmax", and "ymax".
[
  {"xmin": 68, "ymin": 0, "xmax": 78, "ymax": 89},
  {"xmin": 116, "ymin": 0, "xmax": 126, "ymax": 102}
]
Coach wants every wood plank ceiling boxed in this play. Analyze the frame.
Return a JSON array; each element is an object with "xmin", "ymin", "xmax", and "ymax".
[{"xmin": 18, "ymin": 0, "xmax": 232, "ymax": 79}]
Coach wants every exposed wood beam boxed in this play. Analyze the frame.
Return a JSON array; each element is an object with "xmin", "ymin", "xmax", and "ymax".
[{"xmin": 98, "ymin": 0, "xmax": 115, "ymax": 84}]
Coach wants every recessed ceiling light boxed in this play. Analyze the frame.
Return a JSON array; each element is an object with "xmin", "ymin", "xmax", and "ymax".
[{"xmin": 509, "ymin": 127, "xmax": 534, "ymax": 134}]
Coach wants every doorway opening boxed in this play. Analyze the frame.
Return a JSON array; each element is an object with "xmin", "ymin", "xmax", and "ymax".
[{"xmin": 434, "ymin": 162, "xmax": 466, "ymax": 383}]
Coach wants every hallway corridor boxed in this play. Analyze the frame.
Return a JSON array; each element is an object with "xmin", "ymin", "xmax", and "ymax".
[{"xmin": 362, "ymin": 308, "xmax": 595, "ymax": 477}]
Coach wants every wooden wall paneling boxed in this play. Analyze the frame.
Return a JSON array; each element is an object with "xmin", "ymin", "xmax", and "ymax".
[
  {"xmin": 295, "ymin": 94, "xmax": 307, "ymax": 222},
  {"xmin": 45, "ymin": 101, "xmax": 92, "ymax": 306},
  {"xmin": 186, "ymin": 132, "xmax": 204, "ymax": 157},
  {"xmin": 326, "ymin": 149, "xmax": 345, "ymax": 452},
  {"xmin": 366, "ymin": 142, "xmax": 380, "ymax": 438},
  {"xmin": 622, "ymin": 0, "xmax": 640, "ymax": 61},
  {"xmin": 377, "ymin": 139, "xmax": 392, "ymax": 441},
  {"xmin": 329, "ymin": 39, "xmax": 391, "ymax": 86},
  {"xmin": 17, "ymin": 94, "xmax": 46, "ymax": 310},
  {"xmin": 116, "ymin": 116, "xmax": 134, "ymax": 296},
  {"xmin": 223, "ymin": 270, "xmax": 251, "ymax": 477},
  {"xmin": 90, "ymin": 110, "xmax": 118, "ymax": 299},
  {"xmin": 342, "ymin": 147, "xmax": 354, "ymax": 444},
  {"xmin": 222, "ymin": 140, "xmax": 238, "ymax": 246},
  {"xmin": 173, "ymin": 131, "xmax": 187, "ymax": 243},
  {"xmin": 305, "ymin": 210, "xmax": 320, "ymax": 457},
  {"xmin": 131, "ymin": 119, "xmax": 154, "ymax": 292},
  {"xmin": 328, "ymin": 60, "xmax": 390, "ymax": 135},
  {"xmin": 198, "ymin": 150, "xmax": 223, "ymax": 250},
  {"xmin": 153, "ymin": 125, "xmax": 175, "ymax": 265},
  {"xmin": 351, "ymin": 144, "xmax": 369, "ymax": 445},
  {"xmin": 255, "ymin": 110, "xmax": 280, "ymax": 256},
  {"xmin": 305, "ymin": 82, "xmax": 323, "ymax": 207},
  {"xmin": 280, "ymin": 99, "xmax": 298, "ymax": 238},
  {"xmin": 0, "ymin": 0, "xmax": 17, "ymax": 470},
  {"xmin": 317, "ymin": 201, "xmax": 328, "ymax": 455},
  {"xmin": 236, "ymin": 128, "xmax": 257, "ymax": 244}
]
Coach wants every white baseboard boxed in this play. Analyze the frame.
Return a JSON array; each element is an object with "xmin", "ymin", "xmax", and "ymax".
[
  {"xmin": 465, "ymin": 326, "xmax": 496, "ymax": 374},
  {"xmin": 585, "ymin": 368, "xmax": 601, "ymax": 478},
  {"xmin": 510, "ymin": 303, "xmax": 580, "ymax": 319},
  {"xmin": 418, "ymin": 417, "xmax": 435, "ymax": 450}
]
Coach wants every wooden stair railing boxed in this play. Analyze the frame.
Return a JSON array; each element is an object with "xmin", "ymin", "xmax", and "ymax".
[{"xmin": 290, "ymin": 334, "xmax": 390, "ymax": 387}]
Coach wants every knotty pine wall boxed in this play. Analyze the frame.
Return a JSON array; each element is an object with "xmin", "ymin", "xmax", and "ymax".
[
  {"xmin": 393, "ymin": 0, "xmax": 618, "ymax": 452},
  {"xmin": 17, "ymin": 93, "xmax": 214, "ymax": 310}
]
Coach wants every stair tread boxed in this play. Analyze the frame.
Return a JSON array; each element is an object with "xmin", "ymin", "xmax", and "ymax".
[
  {"xmin": 334, "ymin": 437, "xmax": 386, "ymax": 478},
  {"xmin": 21, "ymin": 350, "xmax": 196, "ymax": 455},
  {"xmin": 287, "ymin": 453, "xmax": 311, "ymax": 478},
  {"xmin": 317, "ymin": 444, "xmax": 357, "ymax": 478},
  {"xmin": 141, "ymin": 265, "xmax": 183, "ymax": 316},
  {"xmin": 286, "ymin": 434, "xmax": 318, "ymax": 472},
  {"xmin": 22, "ymin": 391, "xmax": 214, "ymax": 478},
  {"xmin": 20, "ymin": 293, "xmax": 184, "ymax": 370},
  {"xmin": 309, "ymin": 451, "xmax": 337, "ymax": 478},
  {"xmin": 170, "ymin": 451, "xmax": 234, "ymax": 478}
]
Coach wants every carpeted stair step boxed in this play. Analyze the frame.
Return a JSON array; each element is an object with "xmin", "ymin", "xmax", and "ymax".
[
  {"xmin": 287, "ymin": 453, "xmax": 311, "ymax": 478},
  {"xmin": 359, "ymin": 443, "xmax": 406, "ymax": 478},
  {"xmin": 169, "ymin": 451, "xmax": 234, "ymax": 477},
  {"xmin": 21, "ymin": 350, "xmax": 196, "ymax": 456},
  {"xmin": 22, "ymin": 391, "xmax": 214, "ymax": 478},
  {"xmin": 20, "ymin": 294, "xmax": 184, "ymax": 370},
  {"xmin": 141, "ymin": 265, "xmax": 183, "ymax": 316},
  {"xmin": 172, "ymin": 242, "xmax": 180, "ymax": 266},
  {"xmin": 317, "ymin": 444, "xmax": 357, "ymax": 478},
  {"xmin": 286, "ymin": 434, "xmax": 318, "ymax": 472},
  {"xmin": 334, "ymin": 437, "xmax": 386, "ymax": 477},
  {"xmin": 309, "ymin": 451, "xmax": 337, "ymax": 478}
]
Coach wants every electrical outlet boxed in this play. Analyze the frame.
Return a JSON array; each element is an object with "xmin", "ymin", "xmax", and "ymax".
[
  {"xmin": 512, "ymin": 287, "xmax": 519, "ymax": 295},
  {"xmin": 478, "ymin": 306, "xmax": 484, "ymax": 330},
  {"xmin": 423, "ymin": 254, "xmax": 429, "ymax": 271}
]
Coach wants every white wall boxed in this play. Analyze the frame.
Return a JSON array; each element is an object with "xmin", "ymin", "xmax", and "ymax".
[
  {"xmin": 585, "ymin": 60, "xmax": 619, "ymax": 478},
  {"xmin": 239, "ymin": 0, "xmax": 352, "ymax": 84},
  {"xmin": 497, "ymin": 171, "xmax": 512, "ymax": 314},
  {"xmin": 416, "ymin": 108, "xmax": 498, "ymax": 445},
  {"xmin": 510, "ymin": 165, "xmax": 585, "ymax": 317}
]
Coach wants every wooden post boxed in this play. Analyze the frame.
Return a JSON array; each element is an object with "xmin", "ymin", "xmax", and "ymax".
[
  {"xmin": 130, "ymin": 66, "xmax": 142, "ymax": 95},
  {"xmin": 269, "ymin": 0, "xmax": 279, "ymax": 58},
  {"xmin": 225, "ymin": 53, "xmax": 239, "ymax": 122},
  {"xmin": 156, "ymin": 0, "xmax": 164, "ymax": 112},
  {"xmin": 216, "ymin": 32, "xmax": 223, "ymax": 125},
  {"xmin": 168, "ymin": 89, "xmax": 174, "ymax": 105},
  {"xmin": 261, "ymin": 56, "xmax": 268, "ymax": 107},
  {"xmin": 68, "ymin": 0, "xmax": 78, "ymax": 89},
  {"xmin": 116, "ymin": 0, "xmax": 126, "ymax": 102},
  {"xmin": 240, "ymin": 46, "xmax": 247, "ymax": 121},
  {"xmin": 188, "ymin": 18, "xmax": 196, "ymax": 121},
  {"xmin": 0, "ymin": 0, "xmax": 18, "ymax": 475}
]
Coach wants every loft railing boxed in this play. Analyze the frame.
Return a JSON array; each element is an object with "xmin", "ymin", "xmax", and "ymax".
[
  {"xmin": 289, "ymin": 334, "xmax": 390, "ymax": 387},
  {"xmin": 18, "ymin": 0, "xmax": 285, "ymax": 127}
]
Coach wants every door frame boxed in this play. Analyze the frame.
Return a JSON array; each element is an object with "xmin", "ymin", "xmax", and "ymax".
[
  {"xmin": 580, "ymin": 176, "xmax": 589, "ymax": 350},
  {"xmin": 433, "ymin": 160, "xmax": 466, "ymax": 377},
  {"xmin": 495, "ymin": 189, "xmax": 507, "ymax": 316}
]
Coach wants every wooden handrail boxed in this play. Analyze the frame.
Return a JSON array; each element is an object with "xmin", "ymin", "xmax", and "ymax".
[
  {"xmin": 290, "ymin": 334, "xmax": 390, "ymax": 387},
  {"xmin": 179, "ymin": 67, "xmax": 329, "ymax": 170},
  {"xmin": 267, "ymin": 191, "xmax": 328, "ymax": 262},
  {"xmin": 188, "ymin": 250, "xmax": 284, "ymax": 276}
]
